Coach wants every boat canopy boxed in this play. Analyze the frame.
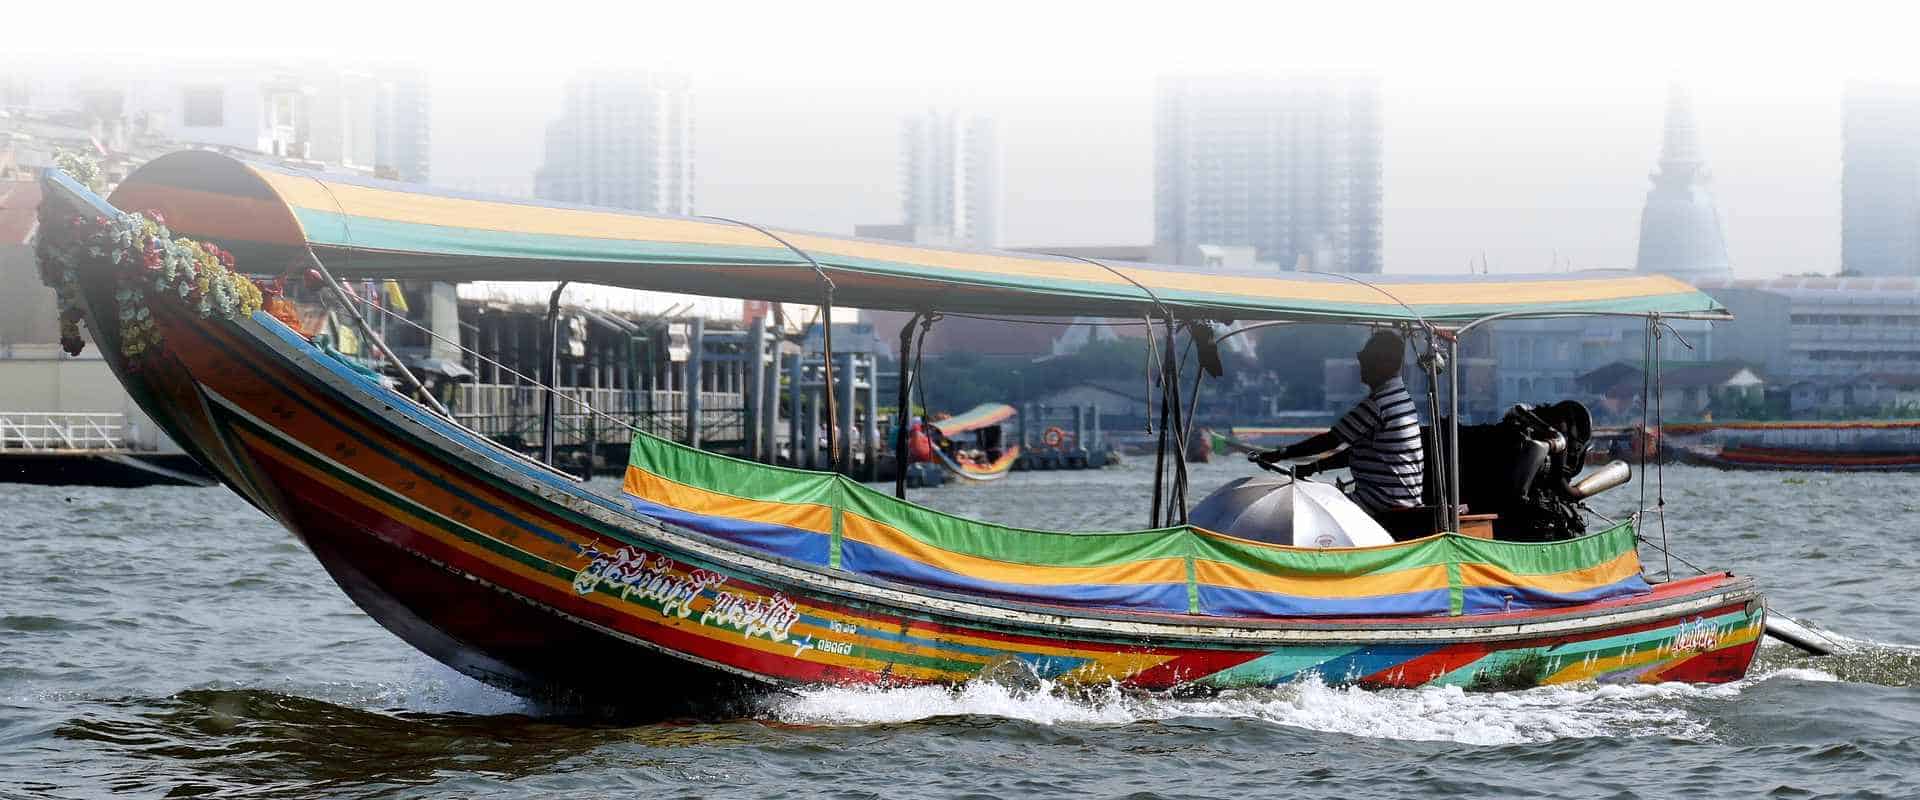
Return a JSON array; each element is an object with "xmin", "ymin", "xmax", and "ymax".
[
  {"xmin": 929, "ymin": 403, "xmax": 1017, "ymax": 437},
  {"xmin": 106, "ymin": 151, "xmax": 1729, "ymax": 324},
  {"xmin": 623, "ymin": 430, "xmax": 1650, "ymax": 617}
]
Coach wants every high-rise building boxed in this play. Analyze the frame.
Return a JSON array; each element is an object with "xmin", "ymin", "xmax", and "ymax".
[
  {"xmin": 375, "ymin": 68, "xmax": 431, "ymax": 183},
  {"xmin": 1153, "ymin": 75, "xmax": 1382, "ymax": 273},
  {"xmin": 1634, "ymin": 86, "xmax": 1732, "ymax": 279},
  {"xmin": 307, "ymin": 68, "xmax": 379, "ymax": 171},
  {"xmin": 901, "ymin": 110, "xmax": 999, "ymax": 248},
  {"xmin": 535, "ymin": 71, "xmax": 694, "ymax": 214},
  {"xmin": 1842, "ymin": 83, "xmax": 1920, "ymax": 276}
]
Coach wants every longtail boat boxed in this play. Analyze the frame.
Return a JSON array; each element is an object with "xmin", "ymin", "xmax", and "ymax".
[
  {"xmin": 37, "ymin": 152, "xmax": 1767, "ymax": 711},
  {"xmin": 925, "ymin": 403, "xmax": 1020, "ymax": 480},
  {"xmin": 1667, "ymin": 420, "xmax": 1920, "ymax": 472}
]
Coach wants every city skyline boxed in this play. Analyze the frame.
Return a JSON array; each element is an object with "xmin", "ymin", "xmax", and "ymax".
[
  {"xmin": 533, "ymin": 71, "xmax": 696, "ymax": 214},
  {"xmin": 12, "ymin": 0, "xmax": 1917, "ymax": 277},
  {"xmin": 901, "ymin": 109, "xmax": 1001, "ymax": 248},
  {"xmin": 1153, "ymin": 75, "xmax": 1383, "ymax": 272},
  {"xmin": 0, "ymin": 60, "xmax": 1875, "ymax": 278},
  {"xmin": 427, "ymin": 75, "xmax": 1852, "ymax": 277}
]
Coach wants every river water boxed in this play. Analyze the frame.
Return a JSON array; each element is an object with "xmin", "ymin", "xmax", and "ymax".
[{"xmin": 4, "ymin": 460, "xmax": 1919, "ymax": 798}]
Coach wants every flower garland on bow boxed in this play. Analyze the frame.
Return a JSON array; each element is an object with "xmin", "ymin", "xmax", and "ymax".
[{"xmin": 37, "ymin": 206, "xmax": 265, "ymax": 362}]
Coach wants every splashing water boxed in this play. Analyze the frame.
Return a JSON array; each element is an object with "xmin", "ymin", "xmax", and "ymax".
[{"xmin": 771, "ymin": 669, "xmax": 1839, "ymax": 747}]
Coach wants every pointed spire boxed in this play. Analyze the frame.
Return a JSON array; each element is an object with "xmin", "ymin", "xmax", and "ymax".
[
  {"xmin": 1635, "ymin": 84, "xmax": 1732, "ymax": 278},
  {"xmin": 1658, "ymin": 84, "xmax": 1705, "ymax": 173}
]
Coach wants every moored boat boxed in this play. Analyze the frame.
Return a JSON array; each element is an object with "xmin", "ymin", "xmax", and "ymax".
[{"xmin": 36, "ymin": 152, "xmax": 1766, "ymax": 710}]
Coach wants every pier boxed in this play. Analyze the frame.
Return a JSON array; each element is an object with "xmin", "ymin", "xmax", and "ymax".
[{"xmin": 0, "ymin": 412, "xmax": 212, "ymax": 486}]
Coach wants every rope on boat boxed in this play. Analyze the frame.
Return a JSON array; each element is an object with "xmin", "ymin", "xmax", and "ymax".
[
  {"xmin": 1047, "ymin": 254, "xmax": 1184, "ymax": 525},
  {"xmin": 303, "ymin": 250, "xmax": 453, "ymax": 419},
  {"xmin": 1653, "ymin": 317, "xmax": 1672, "ymax": 582},
  {"xmin": 1636, "ymin": 528, "xmax": 1711, "ymax": 577},
  {"xmin": 347, "ymin": 293, "xmax": 647, "ymax": 437},
  {"xmin": 1639, "ymin": 317, "xmax": 1661, "ymax": 579},
  {"xmin": 294, "ymin": 168, "xmax": 452, "ymax": 421},
  {"xmin": 912, "ymin": 314, "xmax": 938, "ymax": 433},
  {"xmin": 699, "ymin": 216, "xmax": 842, "ymax": 470}
]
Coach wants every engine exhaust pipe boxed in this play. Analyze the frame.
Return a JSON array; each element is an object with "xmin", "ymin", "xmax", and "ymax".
[{"xmin": 1568, "ymin": 460, "xmax": 1632, "ymax": 500}]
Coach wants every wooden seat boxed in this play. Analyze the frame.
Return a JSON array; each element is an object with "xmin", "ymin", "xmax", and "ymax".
[{"xmin": 1376, "ymin": 507, "xmax": 1497, "ymax": 541}]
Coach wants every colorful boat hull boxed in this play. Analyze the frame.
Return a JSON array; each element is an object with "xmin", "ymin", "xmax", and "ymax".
[{"xmin": 41, "ymin": 176, "xmax": 1765, "ymax": 710}]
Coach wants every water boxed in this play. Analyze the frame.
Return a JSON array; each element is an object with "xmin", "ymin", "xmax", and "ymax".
[{"xmin": 5, "ymin": 461, "xmax": 1920, "ymax": 798}]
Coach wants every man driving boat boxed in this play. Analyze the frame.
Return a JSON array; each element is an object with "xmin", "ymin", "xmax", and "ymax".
[{"xmin": 1255, "ymin": 330, "xmax": 1425, "ymax": 516}]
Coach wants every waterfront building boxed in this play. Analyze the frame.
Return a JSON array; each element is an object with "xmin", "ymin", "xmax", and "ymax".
[
  {"xmin": 1841, "ymin": 82, "xmax": 1920, "ymax": 276},
  {"xmin": 1634, "ymin": 86, "xmax": 1733, "ymax": 280},
  {"xmin": 306, "ymin": 68, "xmax": 380, "ymax": 172},
  {"xmin": 3, "ymin": 60, "xmax": 429, "ymax": 181},
  {"xmin": 1697, "ymin": 276, "xmax": 1920, "ymax": 382},
  {"xmin": 375, "ymin": 68, "xmax": 431, "ymax": 183},
  {"xmin": 1485, "ymin": 313, "xmax": 1714, "ymax": 416},
  {"xmin": 1153, "ymin": 75, "xmax": 1383, "ymax": 273},
  {"xmin": 900, "ymin": 110, "xmax": 1000, "ymax": 248},
  {"xmin": 535, "ymin": 71, "xmax": 694, "ymax": 214}
]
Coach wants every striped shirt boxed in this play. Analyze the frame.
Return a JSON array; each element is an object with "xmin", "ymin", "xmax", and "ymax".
[{"xmin": 1332, "ymin": 376, "xmax": 1425, "ymax": 513}]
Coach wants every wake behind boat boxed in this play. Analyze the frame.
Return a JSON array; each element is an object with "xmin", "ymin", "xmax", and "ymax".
[{"xmin": 36, "ymin": 152, "xmax": 1765, "ymax": 711}]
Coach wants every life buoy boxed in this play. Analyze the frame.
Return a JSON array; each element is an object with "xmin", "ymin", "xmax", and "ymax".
[{"xmin": 1041, "ymin": 426, "xmax": 1069, "ymax": 448}]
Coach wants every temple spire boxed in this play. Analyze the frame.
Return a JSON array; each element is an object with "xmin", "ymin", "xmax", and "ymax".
[
  {"xmin": 1658, "ymin": 85, "xmax": 1706, "ymax": 175},
  {"xmin": 1635, "ymin": 85, "xmax": 1732, "ymax": 278}
]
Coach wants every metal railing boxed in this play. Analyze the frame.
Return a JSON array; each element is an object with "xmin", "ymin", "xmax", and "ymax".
[
  {"xmin": 450, "ymin": 384, "xmax": 746, "ymax": 448},
  {"xmin": 0, "ymin": 412, "xmax": 127, "ymax": 451}
]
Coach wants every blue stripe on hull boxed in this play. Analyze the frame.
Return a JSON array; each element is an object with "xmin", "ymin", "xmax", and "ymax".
[
  {"xmin": 1459, "ymin": 575, "xmax": 1652, "ymax": 614},
  {"xmin": 838, "ymin": 539, "xmax": 1191, "ymax": 613},
  {"xmin": 1196, "ymin": 585, "xmax": 1452, "ymax": 618}
]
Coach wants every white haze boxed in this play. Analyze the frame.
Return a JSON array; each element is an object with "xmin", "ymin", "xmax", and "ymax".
[{"xmin": 13, "ymin": 0, "xmax": 1920, "ymax": 276}]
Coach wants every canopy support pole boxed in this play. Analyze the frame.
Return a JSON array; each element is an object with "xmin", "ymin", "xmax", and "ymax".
[
  {"xmin": 1417, "ymin": 324, "xmax": 1450, "ymax": 534},
  {"xmin": 698, "ymin": 216, "xmax": 838, "ymax": 470},
  {"xmin": 894, "ymin": 313, "xmax": 922, "ymax": 499},
  {"xmin": 1163, "ymin": 316, "xmax": 1191, "ymax": 524},
  {"xmin": 1447, "ymin": 335, "xmax": 1463, "ymax": 533},
  {"xmin": 305, "ymin": 251, "xmax": 451, "ymax": 420},
  {"xmin": 542, "ymin": 281, "xmax": 570, "ymax": 467},
  {"xmin": 823, "ymin": 303, "xmax": 839, "ymax": 472},
  {"xmin": 1150, "ymin": 386, "xmax": 1170, "ymax": 527}
]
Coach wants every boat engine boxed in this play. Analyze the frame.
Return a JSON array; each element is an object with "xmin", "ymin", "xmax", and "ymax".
[{"xmin": 1451, "ymin": 401, "xmax": 1631, "ymax": 541}]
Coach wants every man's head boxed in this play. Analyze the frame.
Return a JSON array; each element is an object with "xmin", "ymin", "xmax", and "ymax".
[{"xmin": 1356, "ymin": 330, "xmax": 1405, "ymax": 387}]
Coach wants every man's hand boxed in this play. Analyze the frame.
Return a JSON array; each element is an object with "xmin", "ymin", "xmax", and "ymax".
[
  {"xmin": 1254, "ymin": 448, "xmax": 1288, "ymax": 465},
  {"xmin": 1293, "ymin": 460, "xmax": 1320, "ymax": 479}
]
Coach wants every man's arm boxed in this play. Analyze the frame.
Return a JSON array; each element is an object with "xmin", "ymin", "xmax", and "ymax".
[{"xmin": 1255, "ymin": 430, "xmax": 1344, "ymax": 464}]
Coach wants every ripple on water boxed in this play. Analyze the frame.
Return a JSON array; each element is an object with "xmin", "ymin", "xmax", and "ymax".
[{"xmin": 6, "ymin": 467, "xmax": 1920, "ymax": 798}]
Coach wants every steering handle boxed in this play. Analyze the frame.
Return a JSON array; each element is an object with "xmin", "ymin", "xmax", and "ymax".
[{"xmin": 1247, "ymin": 452, "xmax": 1294, "ymax": 476}]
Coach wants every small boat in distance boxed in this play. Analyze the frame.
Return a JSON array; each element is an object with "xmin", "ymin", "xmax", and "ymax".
[
  {"xmin": 36, "ymin": 151, "xmax": 1766, "ymax": 712},
  {"xmin": 1666, "ymin": 420, "xmax": 1920, "ymax": 472},
  {"xmin": 923, "ymin": 403, "xmax": 1020, "ymax": 480}
]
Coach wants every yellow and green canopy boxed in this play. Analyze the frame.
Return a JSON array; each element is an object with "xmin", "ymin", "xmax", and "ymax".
[{"xmin": 107, "ymin": 151, "xmax": 1728, "ymax": 324}]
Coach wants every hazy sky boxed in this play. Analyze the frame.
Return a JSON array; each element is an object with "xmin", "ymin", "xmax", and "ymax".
[{"xmin": 17, "ymin": 0, "xmax": 1920, "ymax": 277}]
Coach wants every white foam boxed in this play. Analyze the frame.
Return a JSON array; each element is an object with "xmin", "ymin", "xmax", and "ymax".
[
  {"xmin": 374, "ymin": 662, "xmax": 532, "ymax": 716},
  {"xmin": 771, "ymin": 669, "xmax": 1835, "ymax": 746}
]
